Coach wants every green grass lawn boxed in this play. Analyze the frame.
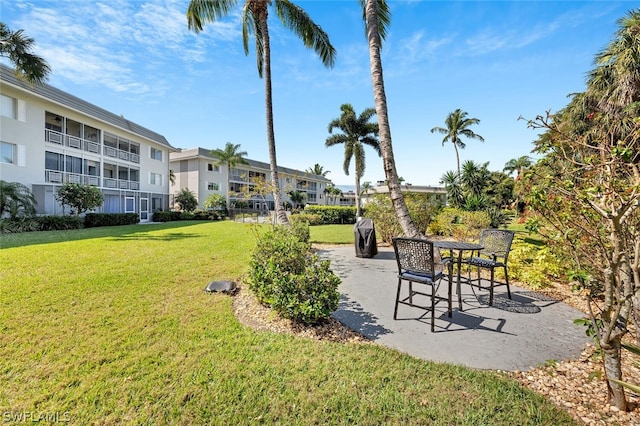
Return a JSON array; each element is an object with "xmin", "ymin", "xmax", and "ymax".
[{"xmin": 0, "ymin": 221, "xmax": 577, "ymax": 425}]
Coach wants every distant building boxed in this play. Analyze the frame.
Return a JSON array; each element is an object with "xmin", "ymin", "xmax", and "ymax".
[
  {"xmin": 0, "ymin": 64, "xmax": 176, "ymax": 221},
  {"xmin": 364, "ymin": 184, "xmax": 447, "ymax": 205},
  {"xmin": 169, "ymin": 148, "xmax": 332, "ymax": 210}
]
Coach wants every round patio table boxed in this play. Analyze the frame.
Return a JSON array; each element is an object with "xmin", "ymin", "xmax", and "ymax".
[{"xmin": 433, "ymin": 240, "xmax": 483, "ymax": 311}]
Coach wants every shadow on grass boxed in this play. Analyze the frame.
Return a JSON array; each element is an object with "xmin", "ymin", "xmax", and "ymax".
[{"xmin": 0, "ymin": 221, "xmax": 213, "ymax": 249}]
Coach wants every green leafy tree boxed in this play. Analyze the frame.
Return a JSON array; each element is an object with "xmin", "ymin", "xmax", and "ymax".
[
  {"xmin": 521, "ymin": 10, "xmax": 640, "ymax": 410},
  {"xmin": 187, "ymin": 0, "xmax": 335, "ymax": 225},
  {"xmin": 0, "ymin": 180, "xmax": 36, "ymax": 219},
  {"xmin": 174, "ymin": 188, "xmax": 198, "ymax": 212},
  {"xmin": 0, "ymin": 22, "xmax": 50, "ymax": 85},
  {"xmin": 431, "ymin": 109, "xmax": 484, "ymax": 177},
  {"xmin": 211, "ymin": 142, "xmax": 249, "ymax": 209},
  {"xmin": 361, "ymin": 0, "xmax": 422, "ymax": 237},
  {"xmin": 55, "ymin": 183, "xmax": 104, "ymax": 216},
  {"xmin": 326, "ymin": 103, "xmax": 381, "ymax": 218},
  {"xmin": 439, "ymin": 170, "xmax": 463, "ymax": 208}
]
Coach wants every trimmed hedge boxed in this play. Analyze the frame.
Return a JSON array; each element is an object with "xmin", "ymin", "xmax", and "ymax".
[
  {"xmin": 84, "ymin": 213, "xmax": 140, "ymax": 228},
  {"xmin": 303, "ymin": 205, "xmax": 357, "ymax": 224},
  {"xmin": 152, "ymin": 210, "xmax": 225, "ymax": 222},
  {"xmin": 0, "ymin": 216, "xmax": 83, "ymax": 233}
]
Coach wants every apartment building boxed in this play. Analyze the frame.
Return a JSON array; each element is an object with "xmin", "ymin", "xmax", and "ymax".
[
  {"xmin": 0, "ymin": 65, "xmax": 176, "ymax": 221},
  {"xmin": 169, "ymin": 148, "xmax": 332, "ymax": 210}
]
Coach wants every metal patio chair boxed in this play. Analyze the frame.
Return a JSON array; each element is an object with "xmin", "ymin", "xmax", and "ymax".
[
  {"xmin": 392, "ymin": 237, "xmax": 452, "ymax": 332},
  {"xmin": 462, "ymin": 229, "xmax": 515, "ymax": 306}
]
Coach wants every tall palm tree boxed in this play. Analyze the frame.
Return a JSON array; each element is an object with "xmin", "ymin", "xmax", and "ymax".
[
  {"xmin": 324, "ymin": 184, "xmax": 342, "ymax": 206},
  {"xmin": 431, "ymin": 109, "xmax": 484, "ymax": 177},
  {"xmin": 361, "ymin": 0, "xmax": 421, "ymax": 237},
  {"xmin": 326, "ymin": 103, "xmax": 381, "ymax": 218},
  {"xmin": 0, "ymin": 22, "xmax": 50, "ymax": 85},
  {"xmin": 211, "ymin": 142, "xmax": 249, "ymax": 209},
  {"xmin": 306, "ymin": 163, "xmax": 330, "ymax": 177},
  {"xmin": 187, "ymin": 1, "xmax": 335, "ymax": 225},
  {"xmin": 503, "ymin": 155, "xmax": 532, "ymax": 179}
]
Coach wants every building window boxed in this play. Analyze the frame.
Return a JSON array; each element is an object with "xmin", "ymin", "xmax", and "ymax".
[
  {"xmin": 0, "ymin": 142, "xmax": 15, "ymax": 164},
  {"xmin": 1, "ymin": 94, "xmax": 16, "ymax": 119},
  {"xmin": 150, "ymin": 147, "xmax": 162, "ymax": 161},
  {"xmin": 150, "ymin": 172, "xmax": 162, "ymax": 185},
  {"xmin": 207, "ymin": 163, "xmax": 219, "ymax": 172},
  {"xmin": 207, "ymin": 182, "xmax": 219, "ymax": 191}
]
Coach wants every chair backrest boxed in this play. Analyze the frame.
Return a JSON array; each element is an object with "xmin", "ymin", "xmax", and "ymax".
[
  {"xmin": 392, "ymin": 237, "xmax": 442, "ymax": 276},
  {"xmin": 478, "ymin": 229, "xmax": 515, "ymax": 262}
]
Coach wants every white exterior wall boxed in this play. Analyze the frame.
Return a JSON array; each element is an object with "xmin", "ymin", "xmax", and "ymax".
[{"xmin": 0, "ymin": 76, "xmax": 174, "ymax": 219}]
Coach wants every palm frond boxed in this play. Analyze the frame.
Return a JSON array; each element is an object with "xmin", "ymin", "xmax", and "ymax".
[{"xmin": 274, "ymin": 0, "xmax": 336, "ymax": 68}]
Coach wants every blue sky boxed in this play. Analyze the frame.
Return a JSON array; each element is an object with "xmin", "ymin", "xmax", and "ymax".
[{"xmin": 1, "ymin": 0, "xmax": 635, "ymax": 186}]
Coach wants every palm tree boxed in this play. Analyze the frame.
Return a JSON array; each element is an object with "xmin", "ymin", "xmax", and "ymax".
[
  {"xmin": 324, "ymin": 184, "xmax": 342, "ymax": 206},
  {"xmin": 460, "ymin": 160, "xmax": 490, "ymax": 199},
  {"xmin": 361, "ymin": 0, "xmax": 421, "ymax": 237},
  {"xmin": 0, "ymin": 22, "xmax": 50, "ymax": 85},
  {"xmin": 287, "ymin": 189, "xmax": 306, "ymax": 209},
  {"xmin": 326, "ymin": 103, "xmax": 381, "ymax": 218},
  {"xmin": 306, "ymin": 163, "xmax": 330, "ymax": 177},
  {"xmin": 439, "ymin": 170, "xmax": 463, "ymax": 208},
  {"xmin": 0, "ymin": 180, "xmax": 36, "ymax": 218},
  {"xmin": 187, "ymin": 1, "xmax": 335, "ymax": 225},
  {"xmin": 503, "ymin": 156, "xmax": 532, "ymax": 179},
  {"xmin": 431, "ymin": 109, "xmax": 484, "ymax": 177},
  {"xmin": 211, "ymin": 142, "xmax": 249, "ymax": 209}
]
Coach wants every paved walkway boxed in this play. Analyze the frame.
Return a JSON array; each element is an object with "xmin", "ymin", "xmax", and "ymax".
[{"xmin": 318, "ymin": 245, "xmax": 590, "ymax": 371}]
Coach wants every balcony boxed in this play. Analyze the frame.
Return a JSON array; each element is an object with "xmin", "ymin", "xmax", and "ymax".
[
  {"xmin": 45, "ymin": 170, "xmax": 101, "ymax": 186},
  {"xmin": 44, "ymin": 129, "xmax": 140, "ymax": 164}
]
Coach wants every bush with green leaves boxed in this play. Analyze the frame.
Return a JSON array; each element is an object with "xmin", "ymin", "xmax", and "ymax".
[
  {"xmin": 289, "ymin": 213, "xmax": 322, "ymax": 226},
  {"xmin": 174, "ymin": 188, "xmax": 198, "ymax": 212},
  {"xmin": 203, "ymin": 193, "xmax": 226, "ymax": 211},
  {"xmin": 507, "ymin": 243, "xmax": 563, "ymax": 289},
  {"xmin": 303, "ymin": 205, "xmax": 356, "ymax": 224},
  {"xmin": 364, "ymin": 193, "xmax": 441, "ymax": 243},
  {"xmin": 0, "ymin": 180, "xmax": 37, "ymax": 219},
  {"xmin": 84, "ymin": 213, "xmax": 139, "ymax": 228},
  {"xmin": 428, "ymin": 207, "xmax": 491, "ymax": 241},
  {"xmin": 55, "ymin": 183, "xmax": 104, "ymax": 216},
  {"xmin": 0, "ymin": 215, "xmax": 82, "ymax": 233},
  {"xmin": 248, "ymin": 223, "xmax": 340, "ymax": 324}
]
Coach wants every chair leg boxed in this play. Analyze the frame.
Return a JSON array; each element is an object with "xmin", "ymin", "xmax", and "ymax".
[
  {"xmin": 394, "ymin": 279, "xmax": 402, "ymax": 319},
  {"xmin": 489, "ymin": 268, "xmax": 495, "ymax": 306},
  {"xmin": 504, "ymin": 266, "xmax": 511, "ymax": 299},
  {"xmin": 431, "ymin": 285, "xmax": 436, "ymax": 332},
  {"xmin": 409, "ymin": 281, "xmax": 413, "ymax": 304}
]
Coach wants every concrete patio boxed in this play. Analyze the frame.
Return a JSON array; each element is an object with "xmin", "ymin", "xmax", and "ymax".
[{"xmin": 318, "ymin": 245, "xmax": 590, "ymax": 371}]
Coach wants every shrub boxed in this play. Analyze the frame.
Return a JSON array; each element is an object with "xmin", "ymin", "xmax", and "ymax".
[
  {"xmin": 153, "ymin": 211, "xmax": 182, "ymax": 222},
  {"xmin": 508, "ymin": 241, "xmax": 564, "ymax": 289},
  {"xmin": 428, "ymin": 207, "xmax": 491, "ymax": 241},
  {"xmin": 289, "ymin": 213, "xmax": 322, "ymax": 226},
  {"xmin": 247, "ymin": 223, "xmax": 340, "ymax": 324},
  {"xmin": 0, "ymin": 215, "xmax": 83, "ymax": 233},
  {"xmin": 37, "ymin": 215, "xmax": 83, "ymax": 230},
  {"xmin": 303, "ymin": 205, "xmax": 356, "ymax": 224},
  {"xmin": 84, "ymin": 213, "xmax": 139, "ymax": 228},
  {"xmin": 174, "ymin": 188, "xmax": 198, "ymax": 212}
]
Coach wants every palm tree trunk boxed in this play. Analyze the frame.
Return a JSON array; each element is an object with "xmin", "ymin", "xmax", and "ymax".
[
  {"xmin": 364, "ymin": 0, "xmax": 420, "ymax": 237},
  {"xmin": 259, "ymin": 9, "xmax": 289, "ymax": 225},
  {"xmin": 355, "ymin": 169, "xmax": 362, "ymax": 219},
  {"xmin": 453, "ymin": 141, "xmax": 461, "ymax": 177}
]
